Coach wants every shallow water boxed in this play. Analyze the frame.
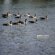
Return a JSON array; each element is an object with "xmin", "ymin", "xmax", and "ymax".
[{"xmin": 0, "ymin": 0, "xmax": 55, "ymax": 55}]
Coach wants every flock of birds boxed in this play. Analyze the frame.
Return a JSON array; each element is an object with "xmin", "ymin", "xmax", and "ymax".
[{"xmin": 2, "ymin": 12, "xmax": 48, "ymax": 26}]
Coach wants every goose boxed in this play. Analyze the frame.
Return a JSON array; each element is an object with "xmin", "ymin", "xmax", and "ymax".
[
  {"xmin": 40, "ymin": 16, "xmax": 48, "ymax": 20},
  {"xmin": 3, "ymin": 21, "xmax": 12, "ymax": 26}
]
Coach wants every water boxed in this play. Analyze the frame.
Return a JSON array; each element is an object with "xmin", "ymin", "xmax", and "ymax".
[{"xmin": 0, "ymin": 0, "xmax": 55, "ymax": 55}]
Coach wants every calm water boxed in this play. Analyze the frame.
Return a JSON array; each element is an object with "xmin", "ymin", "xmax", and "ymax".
[{"xmin": 0, "ymin": 0, "xmax": 55, "ymax": 55}]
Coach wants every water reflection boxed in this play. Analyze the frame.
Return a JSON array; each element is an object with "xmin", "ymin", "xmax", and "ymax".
[
  {"xmin": 32, "ymin": 0, "xmax": 53, "ymax": 2},
  {"xmin": 31, "ymin": 0, "xmax": 55, "ymax": 5},
  {"xmin": 0, "ymin": 0, "xmax": 55, "ymax": 5},
  {"xmin": 12, "ymin": 0, "xmax": 20, "ymax": 4},
  {"xmin": 0, "ymin": 0, "xmax": 4, "ymax": 4},
  {"xmin": 2, "ymin": 0, "xmax": 12, "ymax": 13}
]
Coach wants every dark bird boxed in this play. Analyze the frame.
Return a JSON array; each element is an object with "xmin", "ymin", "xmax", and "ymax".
[
  {"xmin": 18, "ymin": 20, "xmax": 24, "ymax": 24},
  {"xmin": 3, "ymin": 21, "xmax": 12, "ymax": 26},
  {"xmin": 14, "ymin": 13, "xmax": 21, "ymax": 19},
  {"xmin": 40, "ymin": 16, "xmax": 48, "ymax": 20},
  {"xmin": 26, "ymin": 13, "xmax": 33, "ymax": 18},
  {"xmin": 2, "ymin": 12, "xmax": 12, "ymax": 18},
  {"xmin": 28, "ymin": 21, "xmax": 35, "ymax": 23}
]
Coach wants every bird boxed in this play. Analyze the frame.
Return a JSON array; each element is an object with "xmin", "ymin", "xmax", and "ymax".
[
  {"xmin": 28, "ymin": 21, "xmax": 35, "ymax": 23},
  {"xmin": 2, "ymin": 13, "xmax": 8, "ymax": 18},
  {"xmin": 14, "ymin": 13, "xmax": 21, "ymax": 19},
  {"xmin": 2, "ymin": 12, "xmax": 12, "ymax": 18},
  {"xmin": 40, "ymin": 16, "xmax": 48, "ymax": 20},
  {"xmin": 32, "ymin": 14, "xmax": 37, "ymax": 21},
  {"xmin": 28, "ymin": 14, "xmax": 37, "ymax": 23},
  {"xmin": 3, "ymin": 21, "xmax": 12, "ymax": 26},
  {"xmin": 12, "ymin": 19, "xmax": 27, "ymax": 25},
  {"xmin": 12, "ymin": 22, "xmax": 18, "ymax": 25},
  {"xmin": 26, "ymin": 13, "xmax": 33, "ymax": 18},
  {"xmin": 18, "ymin": 19, "xmax": 28, "ymax": 25},
  {"xmin": 28, "ymin": 19, "xmax": 37, "ymax": 23},
  {"xmin": 18, "ymin": 20, "xmax": 24, "ymax": 24},
  {"xmin": 3, "ymin": 21, "xmax": 19, "ymax": 26},
  {"xmin": 24, "ymin": 19, "xmax": 27, "ymax": 25}
]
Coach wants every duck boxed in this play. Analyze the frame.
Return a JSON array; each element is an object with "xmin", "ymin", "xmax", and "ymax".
[
  {"xmin": 14, "ymin": 13, "xmax": 21, "ymax": 18},
  {"xmin": 25, "ymin": 19, "xmax": 27, "ymax": 23},
  {"xmin": 2, "ymin": 12, "xmax": 12, "ymax": 18},
  {"xmin": 40, "ymin": 16, "xmax": 48, "ymax": 20},
  {"xmin": 28, "ymin": 14, "xmax": 37, "ymax": 23},
  {"xmin": 32, "ymin": 14, "xmax": 37, "ymax": 21},
  {"xmin": 2, "ymin": 12, "xmax": 8, "ymax": 18},
  {"xmin": 28, "ymin": 21, "xmax": 35, "ymax": 23},
  {"xmin": 7, "ymin": 12, "xmax": 12, "ymax": 16},
  {"xmin": 18, "ymin": 19, "xmax": 28, "ymax": 25},
  {"xmin": 24, "ymin": 19, "xmax": 27, "ymax": 25},
  {"xmin": 3, "ymin": 21, "xmax": 12, "ymax": 26},
  {"xmin": 13, "ymin": 19, "xmax": 27, "ymax": 25},
  {"xmin": 26, "ymin": 13, "xmax": 33, "ymax": 18},
  {"xmin": 12, "ymin": 22, "xmax": 18, "ymax": 25},
  {"xmin": 3, "ymin": 21, "xmax": 19, "ymax": 26},
  {"xmin": 28, "ymin": 18, "xmax": 37, "ymax": 23},
  {"xmin": 18, "ymin": 20, "xmax": 24, "ymax": 24}
]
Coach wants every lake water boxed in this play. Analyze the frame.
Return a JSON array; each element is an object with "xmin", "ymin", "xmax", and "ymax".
[{"xmin": 0, "ymin": 0, "xmax": 55, "ymax": 55}]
